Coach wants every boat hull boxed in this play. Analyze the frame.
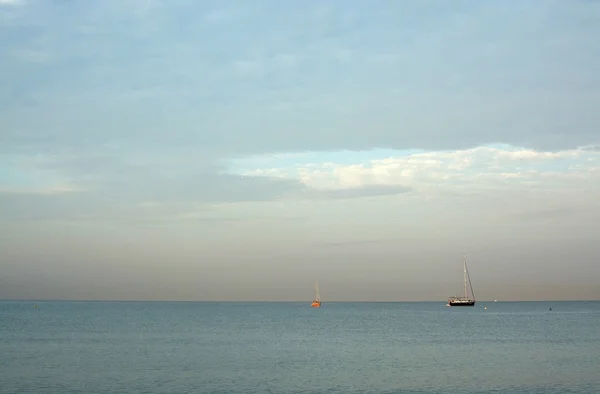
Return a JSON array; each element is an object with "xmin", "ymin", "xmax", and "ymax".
[{"xmin": 448, "ymin": 300, "xmax": 475, "ymax": 307}]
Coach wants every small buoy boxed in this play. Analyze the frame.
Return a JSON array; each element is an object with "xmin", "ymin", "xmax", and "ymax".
[
  {"xmin": 549, "ymin": 307, "xmax": 552, "ymax": 311},
  {"xmin": 34, "ymin": 305, "xmax": 38, "ymax": 309},
  {"xmin": 484, "ymin": 306, "xmax": 487, "ymax": 310}
]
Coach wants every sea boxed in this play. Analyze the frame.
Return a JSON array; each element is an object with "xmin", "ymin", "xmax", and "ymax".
[{"xmin": 1, "ymin": 301, "xmax": 599, "ymax": 394}]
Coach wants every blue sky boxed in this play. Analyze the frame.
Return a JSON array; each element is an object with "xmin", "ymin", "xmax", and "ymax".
[{"xmin": 1, "ymin": 0, "xmax": 599, "ymax": 301}]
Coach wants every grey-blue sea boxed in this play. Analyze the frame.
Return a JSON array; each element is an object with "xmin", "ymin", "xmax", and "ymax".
[{"xmin": 1, "ymin": 301, "xmax": 599, "ymax": 394}]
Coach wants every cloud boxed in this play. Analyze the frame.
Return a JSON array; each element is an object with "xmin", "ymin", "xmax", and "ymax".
[
  {"xmin": 235, "ymin": 145, "xmax": 600, "ymax": 196},
  {"xmin": 0, "ymin": 171, "xmax": 307, "ymax": 221},
  {"xmin": 7, "ymin": 142, "xmax": 595, "ymax": 222},
  {"xmin": 0, "ymin": 145, "xmax": 314, "ymax": 221},
  {"xmin": 0, "ymin": 151, "xmax": 415, "ymax": 222},
  {"xmin": 1, "ymin": 0, "xmax": 599, "ymax": 157},
  {"xmin": 312, "ymin": 184, "xmax": 412, "ymax": 200},
  {"xmin": 1, "ymin": 0, "xmax": 600, "ymax": 222}
]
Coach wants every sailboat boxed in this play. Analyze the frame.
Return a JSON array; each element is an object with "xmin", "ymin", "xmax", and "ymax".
[
  {"xmin": 311, "ymin": 280, "xmax": 321, "ymax": 308},
  {"xmin": 447, "ymin": 254, "xmax": 476, "ymax": 307}
]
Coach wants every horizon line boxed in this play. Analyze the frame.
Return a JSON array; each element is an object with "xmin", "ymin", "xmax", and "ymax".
[{"xmin": 2, "ymin": 299, "xmax": 599, "ymax": 303}]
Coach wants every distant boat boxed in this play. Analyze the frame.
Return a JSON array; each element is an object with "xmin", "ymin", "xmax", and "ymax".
[
  {"xmin": 447, "ymin": 254, "xmax": 476, "ymax": 307},
  {"xmin": 311, "ymin": 280, "xmax": 321, "ymax": 308}
]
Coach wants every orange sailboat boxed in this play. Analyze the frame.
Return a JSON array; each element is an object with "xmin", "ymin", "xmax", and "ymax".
[{"xmin": 311, "ymin": 280, "xmax": 321, "ymax": 308}]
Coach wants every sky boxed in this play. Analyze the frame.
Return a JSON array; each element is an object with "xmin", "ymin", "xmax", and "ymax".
[{"xmin": 1, "ymin": 0, "xmax": 599, "ymax": 301}]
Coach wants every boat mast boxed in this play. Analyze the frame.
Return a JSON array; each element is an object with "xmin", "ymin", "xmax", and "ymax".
[
  {"xmin": 315, "ymin": 280, "xmax": 320, "ymax": 301},
  {"xmin": 466, "ymin": 258, "xmax": 475, "ymax": 301},
  {"xmin": 463, "ymin": 254, "xmax": 467, "ymax": 298}
]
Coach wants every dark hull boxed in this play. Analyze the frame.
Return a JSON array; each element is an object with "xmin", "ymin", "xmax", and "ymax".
[{"xmin": 448, "ymin": 301, "xmax": 475, "ymax": 307}]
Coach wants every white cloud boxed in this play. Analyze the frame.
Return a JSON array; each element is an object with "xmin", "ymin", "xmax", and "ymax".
[
  {"xmin": 233, "ymin": 145, "xmax": 600, "ymax": 195},
  {"xmin": 494, "ymin": 148, "xmax": 581, "ymax": 161}
]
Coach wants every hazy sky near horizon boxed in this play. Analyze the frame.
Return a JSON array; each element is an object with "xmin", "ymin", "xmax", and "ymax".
[{"xmin": 1, "ymin": 0, "xmax": 600, "ymax": 301}]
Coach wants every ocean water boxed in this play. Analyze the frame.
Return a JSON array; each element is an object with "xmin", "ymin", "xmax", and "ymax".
[{"xmin": 1, "ymin": 301, "xmax": 599, "ymax": 394}]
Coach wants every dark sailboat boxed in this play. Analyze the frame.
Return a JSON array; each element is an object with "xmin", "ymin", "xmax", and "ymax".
[{"xmin": 447, "ymin": 255, "xmax": 476, "ymax": 307}]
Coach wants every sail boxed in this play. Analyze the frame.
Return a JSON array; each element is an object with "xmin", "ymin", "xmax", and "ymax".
[{"xmin": 311, "ymin": 280, "xmax": 321, "ymax": 307}]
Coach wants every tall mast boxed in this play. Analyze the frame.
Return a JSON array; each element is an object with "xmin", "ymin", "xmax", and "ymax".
[
  {"xmin": 466, "ymin": 257, "xmax": 475, "ymax": 301},
  {"xmin": 315, "ymin": 280, "xmax": 320, "ymax": 301},
  {"xmin": 463, "ymin": 254, "xmax": 467, "ymax": 298}
]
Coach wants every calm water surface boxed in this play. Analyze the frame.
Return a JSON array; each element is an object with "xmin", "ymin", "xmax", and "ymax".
[{"xmin": 1, "ymin": 301, "xmax": 599, "ymax": 393}]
